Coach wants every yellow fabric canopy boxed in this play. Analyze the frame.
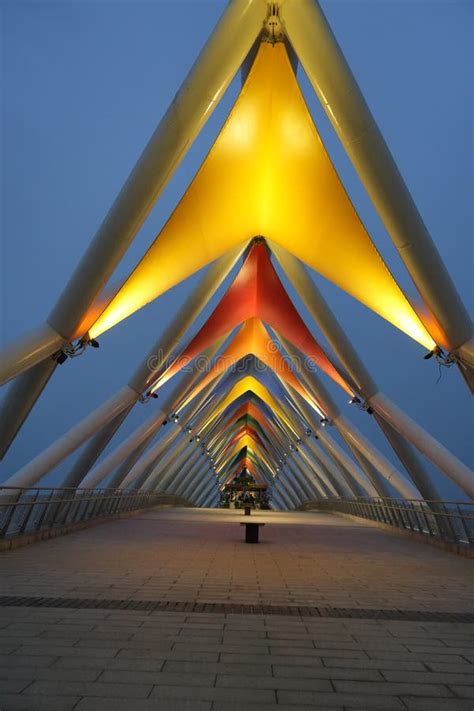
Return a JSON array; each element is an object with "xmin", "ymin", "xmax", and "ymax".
[
  {"xmin": 175, "ymin": 318, "xmax": 325, "ymax": 416},
  {"xmin": 89, "ymin": 41, "xmax": 433, "ymax": 349},
  {"xmin": 201, "ymin": 375, "xmax": 295, "ymax": 433}
]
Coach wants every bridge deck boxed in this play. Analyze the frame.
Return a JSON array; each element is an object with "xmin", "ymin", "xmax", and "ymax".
[{"xmin": 0, "ymin": 508, "xmax": 473, "ymax": 710}]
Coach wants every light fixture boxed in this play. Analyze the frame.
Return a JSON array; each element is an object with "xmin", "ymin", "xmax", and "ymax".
[
  {"xmin": 172, "ymin": 414, "xmax": 179, "ymax": 423},
  {"xmin": 195, "ymin": 435, "xmax": 201, "ymax": 442},
  {"xmin": 54, "ymin": 351, "xmax": 68, "ymax": 365}
]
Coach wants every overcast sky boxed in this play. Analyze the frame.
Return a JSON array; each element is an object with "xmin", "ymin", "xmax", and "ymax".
[{"xmin": 1, "ymin": 0, "xmax": 472, "ymax": 499}]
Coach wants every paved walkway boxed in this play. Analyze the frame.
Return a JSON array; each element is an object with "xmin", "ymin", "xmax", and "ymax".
[{"xmin": 0, "ymin": 508, "xmax": 473, "ymax": 710}]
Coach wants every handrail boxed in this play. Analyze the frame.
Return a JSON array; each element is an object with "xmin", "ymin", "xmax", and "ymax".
[
  {"xmin": 0, "ymin": 486, "xmax": 175, "ymax": 539},
  {"xmin": 301, "ymin": 497, "xmax": 474, "ymax": 546}
]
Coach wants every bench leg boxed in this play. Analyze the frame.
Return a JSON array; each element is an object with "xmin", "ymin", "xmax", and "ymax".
[{"xmin": 245, "ymin": 524, "xmax": 259, "ymax": 544}]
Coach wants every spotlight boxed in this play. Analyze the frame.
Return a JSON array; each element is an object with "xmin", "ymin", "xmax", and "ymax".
[
  {"xmin": 172, "ymin": 414, "xmax": 179, "ymax": 423},
  {"xmin": 320, "ymin": 417, "xmax": 329, "ymax": 427},
  {"xmin": 151, "ymin": 393, "xmax": 159, "ymax": 399},
  {"xmin": 89, "ymin": 338, "xmax": 100, "ymax": 349},
  {"xmin": 54, "ymin": 351, "xmax": 68, "ymax": 365},
  {"xmin": 348, "ymin": 396, "xmax": 361, "ymax": 405},
  {"xmin": 283, "ymin": 452, "xmax": 288, "ymax": 457},
  {"xmin": 305, "ymin": 428, "xmax": 312, "ymax": 437},
  {"xmin": 186, "ymin": 427, "xmax": 192, "ymax": 435},
  {"xmin": 195, "ymin": 435, "xmax": 200, "ymax": 442}
]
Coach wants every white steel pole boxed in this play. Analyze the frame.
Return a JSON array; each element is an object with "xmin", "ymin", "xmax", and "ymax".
[
  {"xmin": 175, "ymin": 456, "xmax": 205, "ymax": 498},
  {"xmin": 295, "ymin": 448, "xmax": 338, "ymax": 498},
  {"xmin": 2, "ymin": 386, "xmax": 139, "ymax": 489},
  {"xmin": 0, "ymin": 324, "xmax": 63, "ymax": 386},
  {"xmin": 0, "ymin": 0, "xmax": 266, "ymax": 385},
  {"xmin": 194, "ymin": 477, "xmax": 218, "ymax": 507},
  {"xmin": 122, "ymin": 429, "xmax": 187, "ymax": 490},
  {"xmin": 282, "ymin": 336, "xmax": 420, "ymax": 499},
  {"xmin": 182, "ymin": 465, "xmax": 212, "ymax": 501},
  {"xmin": 62, "ymin": 248, "xmax": 243, "ymax": 485},
  {"xmin": 279, "ymin": 475, "xmax": 302, "ymax": 508},
  {"xmin": 282, "ymin": 0, "xmax": 473, "ymax": 365},
  {"xmin": 304, "ymin": 438, "xmax": 355, "ymax": 498},
  {"xmin": 284, "ymin": 462, "xmax": 310, "ymax": 502},
  {"xmin": 62, "ymin": 405, "xmax": 135, "ymax": 488},
  {"xmin": 288, "ymin": 457, "xmax": 325, "ymax": 500},
  {"xmin": 0, "ymin": 358, "xmax": 58, "ymax": 460},
  {"xmin": 370, "ymin": 393, "xmax": 474, "ymax": 499},
  {"xmin": 81, "ymin": 411, "xmax": 166, "ymax": 489},
  {"xmin": 142, "ymin": 433, "xmax": 190, "ymax": 491},
  {"xmin": 270, "ymin": 242, "xmax": 445, "ymax": 500}
]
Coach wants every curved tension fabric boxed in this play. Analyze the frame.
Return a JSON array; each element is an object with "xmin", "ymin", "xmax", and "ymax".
[
  {"xmin": 89, "ymin": 41, "xmax": 433, "ymax": 351},
  {"xmin": 154, "ymin": 243, "xmax": 352, "ymax": 395}
]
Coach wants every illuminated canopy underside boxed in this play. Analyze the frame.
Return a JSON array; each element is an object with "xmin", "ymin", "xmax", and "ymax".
[
  {"xmin": 89, "ymin": 41, "xmax": 433, "ymax": 350},
  {"xmin": 177, "ymin": 318, "xmax": 325, "ymax": 416},
  {"xmin": 155, "ymin": 243, "xmax": 351, "ymax": 395}
]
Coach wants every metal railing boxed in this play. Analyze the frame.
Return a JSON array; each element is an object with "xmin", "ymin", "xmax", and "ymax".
[
  {"xmin": 304, "ymin": 497, "xmax": 474, "ymax": 547},
  {"xmin": 0, "ymin": 486, "xmax": 167, "ymax": 540}
]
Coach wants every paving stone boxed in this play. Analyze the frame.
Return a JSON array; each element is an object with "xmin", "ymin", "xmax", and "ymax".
[
  {"xmin": 212, "ymin": 705, "xmax": 343, "ymax": 711},
  {"xmin": 0, "ymin": 654, "xmax": 57, "ymax": 668},
  {"xmin": 382, "ymin": 670, "xmax": 474, "ymax": 685},
  {"xmin": 163, "ymin": 660, "xmax": 273, "ymax": 676},
  {"xmin": 216, "ymin": 673, "xmax": 332, "ymax": 691},
  {"xmin": 149, "ymin": 685, "xmax": 276, "ymax": 703},
  {"xmin": 322, "ymin": 657, "xmax": 427, "ymax": 671},
  {"xmin": 99, "ymin": 670, "xmax": 216, "ymax": 686},
  {"xmin": 74, "ymin": 699, "xmax": 211, "ymax": 711},
  {"xmin": 0, "ymin": 679, "xmax": 32, "ymax": 694},
  {"xmin": 450, "ymin": 685, "xmax": 474, "ymax": 698},
  {"xmin": 426, "ymin": 662, "xmax": 474, "ymax": 673},
  {"xmin": 277, "ymin": 690, "xmax": 406, "ymax": 708},
  {"xmin": 0, "ymin": 666, "xmax": 101, "ymax": 682},
  {"xmin": 273, "ymin": 664, "xmax": 383, "ymax": 681},
  {"xmin": 333, "ymin": 680, "xmax": 454, "ymax": 697},
  {"xmin": 400, "ymin": 698, "xmax": 474, "ymax": 710},
  {"xmin": 25, "ymin": 680, "xmax": 153, "ymax": 698},
  {"xmin": 0, "ymin": 694, "xmax": 80, "ymax": 711}
]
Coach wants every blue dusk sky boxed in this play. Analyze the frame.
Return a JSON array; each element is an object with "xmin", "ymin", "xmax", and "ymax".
[{"xmin": 1, "ymin": 0, "xmax": 472, "ymax": 498}]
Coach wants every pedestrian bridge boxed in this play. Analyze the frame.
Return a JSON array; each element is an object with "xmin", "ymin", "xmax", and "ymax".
[
  {"xmin": 0, "ymin": 506, "xmax": 473, "ymax": 710},
  {"xmin": 1, "ymin": 0, "xmax": 473, "ymax": 708}
]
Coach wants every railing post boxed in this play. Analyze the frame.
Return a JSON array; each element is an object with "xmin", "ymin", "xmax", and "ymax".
[
  {"xmin": 455, "ymin": 503, "xmax": 471, "ymax": 545},
  {"xmin": 0, "ymin": 488, "xmax": 23, "ymax": 537}
]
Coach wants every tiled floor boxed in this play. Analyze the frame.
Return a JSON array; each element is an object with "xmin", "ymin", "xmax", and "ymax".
[{"xmin": 0, "ymin": 508, "xmax": 473, "ymax": 710}]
